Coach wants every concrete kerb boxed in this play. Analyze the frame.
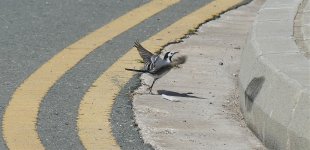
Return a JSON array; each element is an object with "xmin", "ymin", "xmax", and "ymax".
[{"xmin": 239, "ymin": 0, "xmax": 310, "ymax": 149}]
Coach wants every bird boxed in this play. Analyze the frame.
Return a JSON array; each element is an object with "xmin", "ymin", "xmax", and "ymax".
[{"xmin": 125, "ymin": 41, "xmax": 187, "ymax": 94}]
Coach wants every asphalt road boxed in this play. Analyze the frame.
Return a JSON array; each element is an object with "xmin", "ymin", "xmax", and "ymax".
[{"xmin": 0, "ymin": 0, "xmax": 218, "ymax": 149}]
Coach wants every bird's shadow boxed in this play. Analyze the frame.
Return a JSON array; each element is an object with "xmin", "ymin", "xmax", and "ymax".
[{"xmin": 156, "ymin": 90, "xmax": 206, "ymax": 99}]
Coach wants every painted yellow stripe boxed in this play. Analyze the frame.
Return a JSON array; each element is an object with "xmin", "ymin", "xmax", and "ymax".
[
  {"xmin": 2, "ymin": 1, "xmax": 180, "ymax": 149},
  {"xmin": 78, "ymin": 0, "xmax": 242, "ymax": 149}
]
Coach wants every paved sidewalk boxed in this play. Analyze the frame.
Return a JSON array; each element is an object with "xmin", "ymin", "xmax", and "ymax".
[{"xmin": 132, "ymin": 0, "xmax": 266, "ymax": 149}]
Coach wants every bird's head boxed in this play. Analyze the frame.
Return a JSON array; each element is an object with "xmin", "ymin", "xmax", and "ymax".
[{"xmin": 164, "ymin": 51, "xmax": 178, "ymax": 62}]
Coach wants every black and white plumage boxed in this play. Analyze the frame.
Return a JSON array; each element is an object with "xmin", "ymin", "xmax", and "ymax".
[{"xmin": 125, "ymin": 41, "xmax": 187, "ymax": 94}]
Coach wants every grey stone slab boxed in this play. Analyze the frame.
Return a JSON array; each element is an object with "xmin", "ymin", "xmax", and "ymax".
[
  {"xmin": 302, "ymin": 12, "xmax": 310, "ymax": 25},
  {"xmin": 304, "ymin": 0, "xmax": 310, "ymax": 11},
  {"xmin": 256, "ymin": 38, "xmax": 299, "ymax": 54},
  {"xmin": 262, "ymin": 0, "xmax": 301, "ymax": 9},
  {"xmin": 295, "ymin": 0, "xmax": 310, "ymax": 59},
  {"xmin": 288, "ymin": 89, "xmax": 310, "ymax": 149},
  {"xmin": 257, "ymin": 8, "xmax": 296, "ymax": 21},
  {"xmin": 302, "ymin": 23, "xmax": 310, "ymax": 39},
  {"xmin": 302, "ymin": 39, "xmax": 310, "ymax": 57},
  {"xmin": 263, "ymin": 53, "xmax": 310, "ymax": 87},
  {"xmin": 254, "ymin": 20, "xmax": 294, "ymax": 39}
]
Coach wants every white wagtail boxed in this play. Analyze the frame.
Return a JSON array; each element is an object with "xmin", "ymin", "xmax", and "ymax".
[{"xmin": 125, "ymin": 41, "xmax": 187, "ymax": 94}]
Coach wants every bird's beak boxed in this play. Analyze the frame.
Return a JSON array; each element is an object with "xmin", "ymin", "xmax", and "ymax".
[{"xmin": 172, "ymin": 52, "xmax": 179, "ymax": 55}]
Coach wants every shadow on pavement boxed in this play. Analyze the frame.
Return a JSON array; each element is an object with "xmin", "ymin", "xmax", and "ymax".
[{"xmin": 157, "ymin": 90, "xmax": 206, "ymax": 99}]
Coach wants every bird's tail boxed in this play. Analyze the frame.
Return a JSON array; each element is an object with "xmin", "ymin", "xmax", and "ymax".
[{"xmin": 125, "ymin": 68, "xmax": 148, "ymax": 73}]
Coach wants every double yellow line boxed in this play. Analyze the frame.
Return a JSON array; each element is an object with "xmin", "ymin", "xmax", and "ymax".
[
  {"xmin": 2, "ymin": 0, "xmax": 241, "ymax": 149},
  {"xmin": 2, "ymin": 1, "xmax": 179, "ymax": 149}
]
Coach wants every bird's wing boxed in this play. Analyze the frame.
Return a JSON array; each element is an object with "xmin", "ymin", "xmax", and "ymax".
[
  {"xmin": 149, "ymin": 58, "xmax": 169, "ymax": 73},
  {"xmin": 134, "ymin": 41, "xmax": 154, "ymax": 64},
  {"xmin": 145, "ymin": 55, "xmax": 159, "ymax": 71},
  {"xmin": 151, "ymin": 55, "xmax": 159, "ymax": 63},
  {"xmin": 150, "ymin": 55, "xmax": 187, "ymax": 73}
]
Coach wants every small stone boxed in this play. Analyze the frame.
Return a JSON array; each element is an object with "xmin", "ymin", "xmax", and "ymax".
[{"xmin": 219, "ymin": 62, "xmax": 223, "ymax": 65}]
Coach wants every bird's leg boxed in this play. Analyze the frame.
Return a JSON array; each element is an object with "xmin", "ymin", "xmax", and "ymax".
[{"xmin": 149, "ymin": 78, "xmax": 158, "ymax": 94}]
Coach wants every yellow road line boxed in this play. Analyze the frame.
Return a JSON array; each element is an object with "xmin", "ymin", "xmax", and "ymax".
[
  {"xmin": 77, "ymin": 0, "xmax": 242, "ymax": 149},
  {"xmin": 2, "ymin": 0, "xmax": 179, "ymax": 149}
]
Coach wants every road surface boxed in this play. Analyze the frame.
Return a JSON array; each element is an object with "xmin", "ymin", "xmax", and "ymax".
[{"xmin": 0, "ymin": 0, "xmax": 245, "ymax": 149}]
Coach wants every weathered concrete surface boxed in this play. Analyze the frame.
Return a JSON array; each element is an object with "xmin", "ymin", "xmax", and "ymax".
[
  {"xmin": 240, "ymin": 0, "xmax": 310, "ymax": 149},
  {"xmin": 132, "ymin": 0, "xmax": 266, "ymax": 149},
  {"xmin": 295, "ymin": 0, "xmax": 310, "ymax": 59}
]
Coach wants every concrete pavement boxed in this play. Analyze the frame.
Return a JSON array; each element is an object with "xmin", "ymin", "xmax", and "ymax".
[
  {"xmin": 132, "ymin": 0, "xmax": 310, "ymax": 149},
  {"xmin": 132, "ymin": 0, "xmax": 266, "ymax": 149}
]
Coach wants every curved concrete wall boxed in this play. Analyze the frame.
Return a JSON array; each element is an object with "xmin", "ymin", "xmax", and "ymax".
[{"xmin": 239, "ymin": 0, "xmax": 310, "ymax": 149}]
